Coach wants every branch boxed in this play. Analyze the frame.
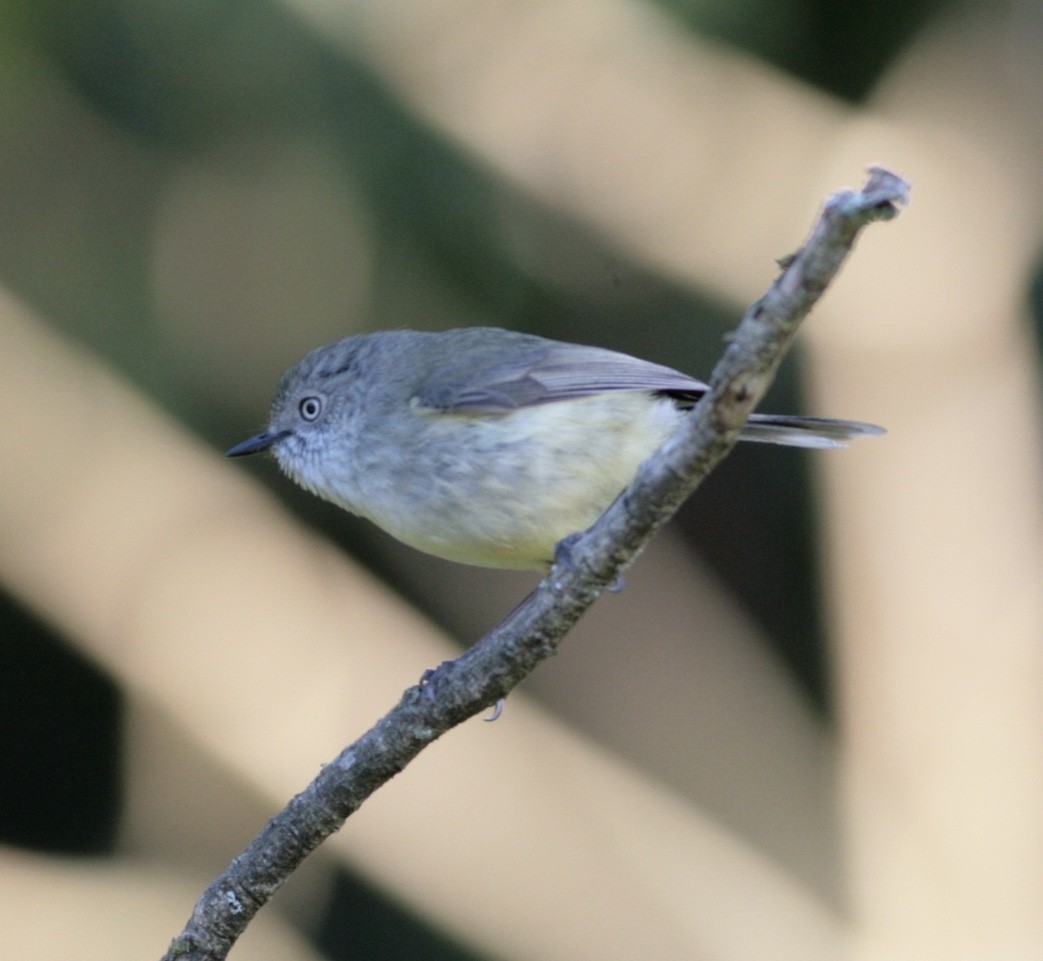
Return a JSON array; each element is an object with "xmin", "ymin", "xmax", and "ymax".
[{"xmin": 162, "ymin": 167, "xmax": 909, "ymax": 961}]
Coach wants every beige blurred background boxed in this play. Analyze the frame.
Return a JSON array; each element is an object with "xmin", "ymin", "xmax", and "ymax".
[{"xmin": 1, "ymin": 1, "xmax": 1042, "ymax": 959}]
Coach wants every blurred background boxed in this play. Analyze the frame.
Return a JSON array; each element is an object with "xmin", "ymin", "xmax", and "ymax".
[{"xmin": 2, "ymin": 0, "xmax": 1043, "ymax": 959}]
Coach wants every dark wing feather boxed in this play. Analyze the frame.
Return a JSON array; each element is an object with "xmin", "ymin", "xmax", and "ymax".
[
  {"xmin": 415, "ymin": 336, "xmax": 707, "ymax": 414},
  {"xmin": 407, "ymin": 328, "xmax": 884, "ymax": 448}
]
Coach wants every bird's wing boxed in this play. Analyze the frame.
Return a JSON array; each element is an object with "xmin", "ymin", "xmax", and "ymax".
[{"xmin": 415, "ymin": 337, "xmax": 707, "ymax": 414}]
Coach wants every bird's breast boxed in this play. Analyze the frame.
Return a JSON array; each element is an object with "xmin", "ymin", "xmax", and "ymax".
[{"xmin": 343, "ymin": 393, "xmax": 684, "ymax": 568}]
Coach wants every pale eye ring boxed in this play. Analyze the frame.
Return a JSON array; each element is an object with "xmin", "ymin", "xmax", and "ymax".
[{"xmin": 298, "ymin": 395, "xmax": 323, "ymax": 422}]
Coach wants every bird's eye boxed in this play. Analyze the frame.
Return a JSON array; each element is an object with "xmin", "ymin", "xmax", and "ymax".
[{"xmin": 298, "ymin": 396, "xmax": 323, "ymax": 422}]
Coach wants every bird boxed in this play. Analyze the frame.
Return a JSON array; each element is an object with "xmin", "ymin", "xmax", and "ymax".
[{"xmin": 227, "ymin": 327, "xmax": 882, "ymax": 570}]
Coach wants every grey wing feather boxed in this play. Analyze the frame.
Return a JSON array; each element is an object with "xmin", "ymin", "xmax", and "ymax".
[
  {"xmin": 409, "ymin": 329, "xmax": 885, "ymax": 448},
  {"xmin": 416, "ymin": 340, "xmax": 708, "ymax": 414}
]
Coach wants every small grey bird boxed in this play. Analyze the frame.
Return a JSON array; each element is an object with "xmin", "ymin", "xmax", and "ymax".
[{"xmin": 227, "ymin": 327, "xmax": 882, "ymax": 569}]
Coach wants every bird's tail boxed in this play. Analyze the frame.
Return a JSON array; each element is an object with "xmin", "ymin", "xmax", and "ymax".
[{"xmin": 740, "ymin": 414, "xmax": 885, "ymax": 449}]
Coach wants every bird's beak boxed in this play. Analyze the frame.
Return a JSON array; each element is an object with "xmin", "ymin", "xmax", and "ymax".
[{"xmin": 225, "ymin": 430, "xmax": 290, "ymax": 458}]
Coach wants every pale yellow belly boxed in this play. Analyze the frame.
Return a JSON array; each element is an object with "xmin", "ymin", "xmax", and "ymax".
[{"xmin": 365, "ymin": 393, "xmax": 685, "ymax": 569}]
